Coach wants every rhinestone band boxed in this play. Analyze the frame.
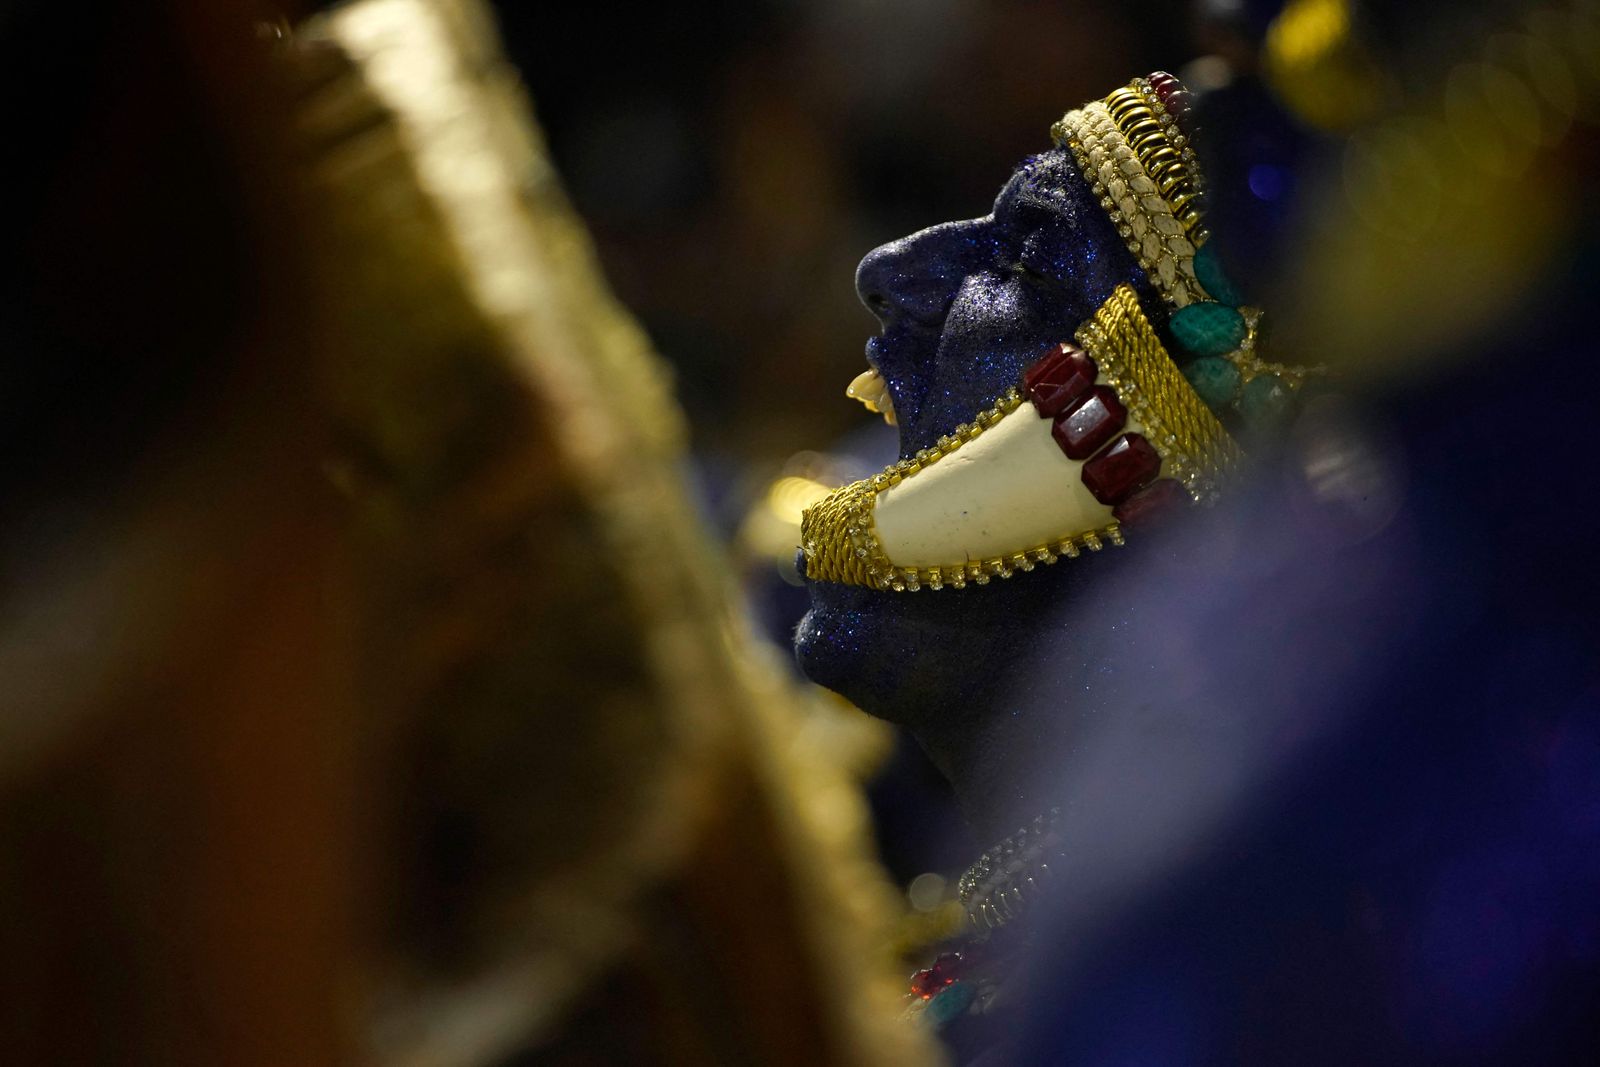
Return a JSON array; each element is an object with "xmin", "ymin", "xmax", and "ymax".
[{"xmin": 958, "ymin": 809, "xmax": 1066, "ymax": 932}]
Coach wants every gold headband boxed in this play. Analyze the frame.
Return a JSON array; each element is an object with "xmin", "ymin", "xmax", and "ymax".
[{"xmin": 1052, "ymin": 75, "xmax": 1211, "ymax": 307}]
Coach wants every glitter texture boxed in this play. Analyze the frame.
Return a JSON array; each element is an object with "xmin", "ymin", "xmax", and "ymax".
[{"xmin": 798, "ymin": 146, "xmax": 1153, "ymax": 727}]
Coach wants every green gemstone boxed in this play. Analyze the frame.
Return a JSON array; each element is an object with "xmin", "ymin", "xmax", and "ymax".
[
  {"xmin": 925, "ymin": 980, "xmax": 976, "ymax": 1026},
  {"xmin": 1238, "ymin": 373, "xmax": 1294, "ymax": 427},
  {"xmin": 1170, "ymin": 301, "xmax": 1247, "ymax": 356},
  {"xmin": 1193, "ymin": 242, "xmax": 1244, "ymax": 306},
  {"xmin": 1182, "ymin": 356, "xmax": 1241, "ymax": 411}
]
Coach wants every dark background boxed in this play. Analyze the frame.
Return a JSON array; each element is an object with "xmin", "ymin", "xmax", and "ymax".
[{"xmin": 493, "ymin": 1, "xmax": 1198, "ymax": 469}]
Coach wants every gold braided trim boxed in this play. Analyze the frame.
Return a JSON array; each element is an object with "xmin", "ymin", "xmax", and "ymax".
[
  {"xmin": 798, "ymin": 477, "xmax": 885, "ymax": 588},
  {"xmin": 800, "ymin": 389, "xmax": 1125, "ymax": 591},
  {"xmin": 1082, "ymin": 102, "xmax": 1207, "ymax": 304},
  {"xmin": 1077, "ymin": 285, "xmax": 1241, "ymax": 500},
  {"xmin": 1054, "ymin": 103, "xmax": 1207, "ymax": 307},
  {"xmin": 885, "ymin": 523, "xmax": 1124, "ymax": 593}
]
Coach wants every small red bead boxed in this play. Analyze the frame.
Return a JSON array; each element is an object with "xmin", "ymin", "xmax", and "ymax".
[
  {"xmin": 929, "ymin": 952, "xmax": 963, "ymax": 983},
  {"xmin": 1052, "ymin": 385, "xmax": 1126, "ymax": 459},
  {"xmin": 1024, "ymin": 343, "xmax": 1098, "ymax": 417},
  {"xmin": 1112, "ymin": 477, "xmax": 1189, "ymax": 526},
  {"xmin": 1148, "ymin": 72, "xmax": 1184, "ymax": 108},
  {"xmin": 910, "ymin": 952, "xmax": 964, "ymax": 998},
  {"xmin": 1082, "ymin": 433, "xmax": 1162, "ymax": 504},
  {"xmin": 1148, "ymin": 71, "xmax": 1181, "ymax": 95},
  {"xmin": 1147, "ymin": 71, "xmax": 1199, "ymax": 139}
]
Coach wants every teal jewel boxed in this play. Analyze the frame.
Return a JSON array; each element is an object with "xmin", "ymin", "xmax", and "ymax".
[
  {"xmin": 925, "ymin": 980, "xmax": 976, "ymax": 1026},
  {"xmin": 1170, "ymin": 301, "xmax": 1247, "ymax": 357},
  {"xmin": 1238, "ymin": 373, "xmax": 1295, "ymax": 427},
  {"xmin": 1193, "ymin": 241, "xmax": 1244, "ymax": 306},
  {"xmin": 1182, "ymin": 355, "xmax": 1241, "ymax": 410}
]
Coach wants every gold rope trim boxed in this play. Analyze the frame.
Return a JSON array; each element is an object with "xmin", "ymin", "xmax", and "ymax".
[
  {"xmin": 1077, "ymin": 284, "xmax": 1241, "ymax": 500},
  {"xmin": 799, "ymin": 477, "xmax": 886, "ymax": 589}
]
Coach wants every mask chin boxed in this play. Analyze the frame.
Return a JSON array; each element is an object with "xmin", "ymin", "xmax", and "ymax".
[{"xmin": 795, "ymin": 563, "xmax": 1068, "ymax": 725}]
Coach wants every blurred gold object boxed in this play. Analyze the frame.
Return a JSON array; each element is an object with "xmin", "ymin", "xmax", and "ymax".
[
  {"xmin": 288, "ymin": 1, "xmax": 939, "ymax": 1061},
  {"xmin": 1277, "ymin": 0, "xmax": 1599, "ymax": 378},
  {"xmin": 1263, "ymin": 0, "xmax": 1387, "ymax": 131},
  {"xmin": 892, "ymin": 901, "xmax": 967, "ymax": 959}
]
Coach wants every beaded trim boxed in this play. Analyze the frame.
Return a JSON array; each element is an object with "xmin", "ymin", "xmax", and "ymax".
[
  {"xmin": 957, "ymin": 809, "xmax": 1065, "ymax": 932},
  {"xmin": 1228, "ymin": 306, "xmax": 1326, "ymax": 391},
  {"xmin": 1058, "ymin": 104, "xmax": 1206, "ymax": 307},
  {"xmin": 1052, "ymin": 78, "xmax": 1212, "ymax": 308}
]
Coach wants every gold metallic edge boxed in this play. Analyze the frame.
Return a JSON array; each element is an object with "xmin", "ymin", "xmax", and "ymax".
[{"xmin": 1114, "ymin": 80, "xmax": 1208, "ymax": 242}]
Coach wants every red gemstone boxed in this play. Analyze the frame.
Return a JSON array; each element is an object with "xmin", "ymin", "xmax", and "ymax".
[
  {"xmin": 1112, "ymin": 477, "xmax": 1189, "ymax": 526},
  {"xmin": 910, "ymin": 952, "xmax": 963, "ymax": 998},
  {"xmin": 1147, "ymin": 71, "xmax": 1197, "ymax": 137},
  {"xmin": 1052, "ymin": 386, "xmax": 1126, "ymax": 459},
  {"xmin": 1148, "ymin": 71, "xmax": 1182, "ymax": 97},
  {"xmin": 929, "ymin": 952, "xmax": 963, "ymax": 983},
  {"xmin": 1082, "ymin": 433, "xmax": 1162, "ymax": 504},
  {"xmin": 1024, "ymin": 343, "xmax": 1098, "ymax": 417},
  {"xmin": 1148, "ymin": 71, "xmax": 1186, "ymax": 112}
]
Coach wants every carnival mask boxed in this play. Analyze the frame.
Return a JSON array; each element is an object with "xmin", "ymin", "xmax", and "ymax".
[{"xmin": 797, "ymin": 75, "xmax": 1313, "ymax": 718}]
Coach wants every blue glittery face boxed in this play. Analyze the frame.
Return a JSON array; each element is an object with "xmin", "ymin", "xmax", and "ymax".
[{"xmin": 796, "ymin": 147, "xmax": 1151, "ymax": 723}]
